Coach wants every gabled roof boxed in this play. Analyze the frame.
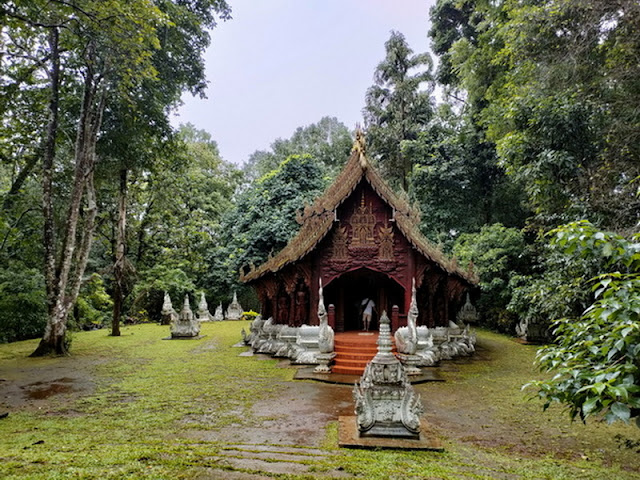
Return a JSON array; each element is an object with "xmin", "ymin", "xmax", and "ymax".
[{"xmin": 240, "ymin": 131, "xmax": 477, "ymax": 284}]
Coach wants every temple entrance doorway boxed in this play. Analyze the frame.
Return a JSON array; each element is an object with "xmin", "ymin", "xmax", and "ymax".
[{"xmin": 324, "ymin": 268, "xmax": 405, "ymax": 333}]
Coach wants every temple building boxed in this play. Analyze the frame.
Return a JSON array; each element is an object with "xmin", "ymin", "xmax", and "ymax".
[{"xmin": 240, "ymin": 132, "xmax": 477, "ymax": 333}]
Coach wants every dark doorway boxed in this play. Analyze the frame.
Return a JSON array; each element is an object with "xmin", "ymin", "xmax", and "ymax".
[{"xmin": 324, "ymin": 268, "xmax": 405, "ymax": 332}]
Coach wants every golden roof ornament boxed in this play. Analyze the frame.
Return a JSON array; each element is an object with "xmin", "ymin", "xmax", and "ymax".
[{"xmin": 352, "ymin": 127, "xmax": 368, "ymax": 170}]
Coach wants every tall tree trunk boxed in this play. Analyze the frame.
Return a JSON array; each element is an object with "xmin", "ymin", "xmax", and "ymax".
[
  {"xmin": 31, "ymin": 60, "xmax": 105, "ymax": 356},
  {"xmin": 112, "ymin": 168, "xmax": 128, "ymax": 337},
  {"xmin": 41, "ymin": 27, "xmax": 59, "ymax": 322}
]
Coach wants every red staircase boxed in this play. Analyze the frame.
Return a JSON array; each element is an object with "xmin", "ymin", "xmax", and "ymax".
[{"xmin": 332, "ymin": 332, "xmax": 395, "ymax": 376}]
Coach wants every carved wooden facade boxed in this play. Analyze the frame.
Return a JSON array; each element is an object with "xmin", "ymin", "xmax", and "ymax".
[{"xmin": 241, "ymin": 133, "xmax": 478, "ymax": 332}]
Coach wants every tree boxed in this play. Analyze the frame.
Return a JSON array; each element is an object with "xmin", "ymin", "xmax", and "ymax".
[
  {"xmin": 527, "ymin": 221, "xmax": 640, "ymax": 426},
  {"xmin": 20, "ymin": 0, "xmax": 169, "ymax": 355},
  {"xmin": 0, "ymin": 0, "xmax": 232, "ymax": 351},
  {"xmin": 363, "ymin": 31, "xmax": 435, "ymax": 190},
  {"xmin": 434, "ymin": 0, "xmax": 640, "ymax": 229},
  {"xmin": 210, "ymin": 154, "xmax": 327, "ymax": 296},
  {"xmin": 452, "ymin": 223, "xmax": 530, "ymax": 332},
  {"xmin": 117, "ymin": 124, "xmax": 240, "ymax": 321},
  {"xmin": 243, "ymin": 117, "xmax": 352, "ymax": 182},
  {"xmin": 96, "ymin": 0, "xmax": 231, "ymax": 336},
  {"xmin": 406, "ymin": 104, "xmax": 528, "ymax": 245}
]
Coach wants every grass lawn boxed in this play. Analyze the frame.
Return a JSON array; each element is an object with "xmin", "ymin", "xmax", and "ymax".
[{"xmin": 1, "ymin": 322, "xmax": 639, "ymax": 479}]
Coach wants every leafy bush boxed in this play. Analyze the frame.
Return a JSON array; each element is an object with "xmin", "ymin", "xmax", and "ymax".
[
  {"xmin": 452, "ymin": 223, "xmax": 529, "ymax": 332},
  {"xmin": 72, "ymin": 274, "xmax": 113, "ymax": 330},
  {"xmin": 242, "ymin": 310, "xmax": 259, "ymax": 321},
  {"xmin": 0, "ymin": 262, "xmax": 47, "ymax": 343},
  {"xmin": 527, "ymin": 221, "xmax": 640, "ymax": 425},
  {"xmin": 508, "ymin": 242, "xmax": 600, "ymax": 341}
]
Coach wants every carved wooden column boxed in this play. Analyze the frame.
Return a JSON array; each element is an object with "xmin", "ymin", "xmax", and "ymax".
[
  {"xmin": 337, "ymin": 287, "xmax": 344, "ymax": 332},
  {"xmin": 443, "ymin": 280, "xmax": 449, "ymax": 325},
  {"xmin": 391, "ymin": 305, "xmax": 399, "ymax": 333},
  {"xmin": 328, "ymin": 304, "xmax": 335, "ymax": 330}
]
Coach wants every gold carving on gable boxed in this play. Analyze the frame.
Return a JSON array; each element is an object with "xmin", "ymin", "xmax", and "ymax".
[{"xmin": 350, "ymin": 192, "xmax": 376, "ymax": 246}]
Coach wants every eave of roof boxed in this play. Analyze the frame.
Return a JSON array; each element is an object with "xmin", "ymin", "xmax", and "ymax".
[{"xmin": 240, "ymin": 134, "xmax": 477, "ymax": 285}]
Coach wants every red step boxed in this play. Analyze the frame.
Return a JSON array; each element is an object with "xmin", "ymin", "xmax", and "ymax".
[{"xmin": 332, "ymin": 331, "xmax": 395, "ymax": 376}]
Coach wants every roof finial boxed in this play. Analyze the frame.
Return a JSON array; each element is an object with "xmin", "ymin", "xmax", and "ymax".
[{"xmin": 352, "ymin": 125, "xmax": 368, "ymax": 169}]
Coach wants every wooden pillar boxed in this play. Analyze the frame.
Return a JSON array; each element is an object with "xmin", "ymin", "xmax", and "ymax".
[
  {"xmin": 310, "ymin": 267, "xmax": 319, "ymax": 326},
  {"xmin": 288, "ymin": 291, "xmax": 295, "ymax": 326},
  {"xmin": 391, "ymin": 305, "xmax": 399, "ymax": 333},
  {"xmin": 270, "ymin": 297, "xmax": 277, "ymax": 322},
  {"xmin": 428, "ymin": 289, "xmax": 434, "ymax": 328},
  {"xmin": 337, "ymin": 287, "xmax": 344, "ymax": 332},
  {"xmin": 443, "ymin": 280, "xmax": 449, "ymax": 326},
  {"xmin": 328, "ymin": 304, "xmax": 335, "ymax": 330}
]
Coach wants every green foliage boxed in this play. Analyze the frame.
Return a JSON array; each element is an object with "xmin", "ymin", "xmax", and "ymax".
[
  {"xmin": 433, "ymin": 0, "xmax": 640, "ymax": 228},
  {"xmin": 211, "ymin": 154, "xmax": 326, "ymax": 291},
  {"xmin": 528, "ymin": 221, "xmax": 640, "ymax": 425},
  {"xmin": 243, "ymin": 116, "xmax": 352, "ymax": 182},
  {"xmin": 130, "ymin": 265, "xmax": 196, "ymax": 322},
  {"xmin": 453, "ymin": 223, "xmax": 529, "ymax": 331},
  {"xmin": 0, "ymin": 262, "xmax": 47, "ymax": 343},
  {"xmin": 407, "ymin": 105, "xmax": 528, "ymax": 245},
  {"xmin": 73, "ymin": 274, "xmax": 113, "ymax": 330},
  {"xmin": 364, "ymin": 31, "xmax": 435, "ymax": 190}
]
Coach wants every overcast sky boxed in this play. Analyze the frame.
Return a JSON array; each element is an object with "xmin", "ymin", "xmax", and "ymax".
[{"xmin": 171, "ymin": 0, "xmax": 438, "ymax": 166}]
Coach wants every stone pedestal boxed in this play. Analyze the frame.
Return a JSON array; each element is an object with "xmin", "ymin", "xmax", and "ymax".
[
  {"xmin": 314, "ymin": 352, "xmax": 336, "ymax": 373},
  {"xmin": 160, "ymin": 292, "xmax": 177, "ymax": 326},
  {"xmin": 225, "ymin": 292, "xmax": 244, "ymax": 321},
  {"xmin": 353, "ymin": 311, "xmax": 423, "ymax": 439},
  {"xmin": 213, "ymin": 303, "xmax": 224, "ymax": 321},
  {"xmin": 395, "ymin": 353, "xmax": 422, "ymax": 375},
  {"xmin": 170, "ymin": 295, "xmax": 201, "ymax": 339}
]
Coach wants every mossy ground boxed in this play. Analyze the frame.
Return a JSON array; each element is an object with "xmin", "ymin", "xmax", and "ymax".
[{"xmin": 0, "ymin": 323, "xmax": 639, "ymax": 479}]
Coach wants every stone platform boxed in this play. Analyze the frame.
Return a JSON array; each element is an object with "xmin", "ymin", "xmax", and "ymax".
[
  {"xmin": 293, "ymin": 366, "xmax": 443, "ymax": 385},
  {"xmin": 338, "ymin": 416, "xmax": 443, "ymax": 451},
  {"xmin": 162, "ymin": 335, "xmax": 206, "ymax": 340}
]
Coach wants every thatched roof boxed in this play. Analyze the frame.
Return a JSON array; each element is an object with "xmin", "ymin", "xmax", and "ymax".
[{"xmin": 240, "ymin": 131, "xmax": 476, "ymax": 285}]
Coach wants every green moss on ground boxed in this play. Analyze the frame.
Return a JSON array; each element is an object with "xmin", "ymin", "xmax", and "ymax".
[{"xmin": 0, "ymin": 324, "xmax": 639, "ymax": 479}]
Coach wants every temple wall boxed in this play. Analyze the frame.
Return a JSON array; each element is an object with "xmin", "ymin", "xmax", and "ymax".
[{"xmin": 251, "ymin": 181, "xmax": 471, "ymax": 330}]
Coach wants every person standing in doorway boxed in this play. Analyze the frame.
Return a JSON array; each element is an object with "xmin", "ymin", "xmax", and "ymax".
[{"xmin": 360, "ymin": 297, "xmax": 375, "ymax": 331}]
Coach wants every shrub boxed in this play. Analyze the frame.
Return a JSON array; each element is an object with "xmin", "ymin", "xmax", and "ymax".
[{"xmin": 0, "ymin": 262, "xmax": 47, "ymax": 343}]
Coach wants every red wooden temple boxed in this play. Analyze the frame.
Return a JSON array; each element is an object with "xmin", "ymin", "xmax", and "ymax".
[{"xmin": 240, "ymin": 133, "xmax": 477, "ymax": 333}]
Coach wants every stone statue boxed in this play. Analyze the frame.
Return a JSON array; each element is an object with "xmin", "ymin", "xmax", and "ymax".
[
  {"xmin": 213, "ymin": 302, "xmax": 224, "ymax": 321},
  {"xmin": 394, "ymin": 278, "xmax": 418, "ymax": 355},
  {"xmin": 353, "ymin": 311, "xmax": 423, "ymax": 438},
  {"xmin": 225, "ymin": 292, "xmax": 244, "ymax": 321},
  {"xmin": 456, "ymin": 292, "xmax": 478, "ymax": 326},
  {"xmin": 197, "ymin": 292, "xmax": 213, "ymax": 322},
  {"xmin": 161, "ymin": 292, "xmax": 178, "ymax": 326},
  {"xmin": 170, "ymin": 295, "xmax": 201, "ymax": 338},
  {"xmin": 317, "ymin": 279, "xmax": 334, "ymax": 353}
]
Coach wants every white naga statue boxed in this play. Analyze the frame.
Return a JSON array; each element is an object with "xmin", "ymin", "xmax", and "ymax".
[
  {"xmin": 317, "ymin": 278, "xmax": 334, "ymax": 353},
  {"xmin": 394, "ymin": 279, "xmax": 419, "ymax": 355}
]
